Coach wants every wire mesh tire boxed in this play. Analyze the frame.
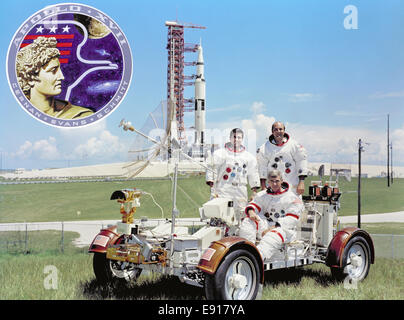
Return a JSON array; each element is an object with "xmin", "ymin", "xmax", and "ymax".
[
  {"xmin": 204, "ymin": 249, "xmax": 262, "ymax": 300},
  {"xmin": 330, "ymin": 236, "xmax": 371, "ymax": 282},
  {"xmin": 93, "ymin": 252, "xmax": 142, "ymax": 284}
]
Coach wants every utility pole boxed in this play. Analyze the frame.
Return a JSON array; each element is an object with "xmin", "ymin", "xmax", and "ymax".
[
  {"xmin": 387, "ymin": 114, "xmax": 390, "ymax": 187},
  {"xmin": 390, "ymin": 142, "xmax": 393, "ymax": 185},
  {"xmin": 358, "ymin": 139, "xmax": 363, "ymax": 228}
]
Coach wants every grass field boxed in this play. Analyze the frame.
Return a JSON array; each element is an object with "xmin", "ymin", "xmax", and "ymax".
[
  {"xmin": 1, "ymin": 175, "xmax": 403, "ymax": 223},
  {"xmin": 305, "ymin": 176, "xmax": 404, "ymax": 216},
  {"xmin": 0, "ymin": 176, "xmax": 208, "ymax": 223},
  {"xmin": 0, "ymin": 248, "xmax": 402, "ymax": 300},
  {"xmin": 1, "ymin": 176, "xmax": 403, "ymax": 300}
]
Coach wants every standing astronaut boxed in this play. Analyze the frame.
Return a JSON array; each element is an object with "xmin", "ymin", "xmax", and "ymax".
[
  {"xmin": 239, "ymin": 169, "xmax": 304, "ymax": 261},
  {"xmin": 206, "ymin": 128, "xmax": 260, "ymax": 222},
  {"xmin": 257, "ymin": 121, "xmax": 308, "ymax": 195}
]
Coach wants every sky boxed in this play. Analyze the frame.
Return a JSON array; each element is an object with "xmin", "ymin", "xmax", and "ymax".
[{"xmin": 0, "ymin": 0, "xmax": 403, "ymax": 170}]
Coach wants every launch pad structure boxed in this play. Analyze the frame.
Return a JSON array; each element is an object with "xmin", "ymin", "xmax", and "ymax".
[{"xmin": 165, "ymin": 20, "xmax": 207, "ymax": 159}]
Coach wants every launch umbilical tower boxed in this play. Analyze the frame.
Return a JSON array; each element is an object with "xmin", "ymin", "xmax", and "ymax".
[{"xmin": 165, "ymin": 21, "xmax": 206, "ymax": 145}]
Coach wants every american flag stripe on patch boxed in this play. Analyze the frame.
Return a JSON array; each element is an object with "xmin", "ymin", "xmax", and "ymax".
[
  {"xmin": 23, "ymin": 34, "xmax": 74, "ymax": 40},
  {"xmin": 20, "ymin": 32, "xmax": 74, "ymax": 64}
]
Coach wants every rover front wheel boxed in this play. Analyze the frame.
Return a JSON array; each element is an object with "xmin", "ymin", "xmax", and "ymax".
[
  {"xmin": 93, "ymin": 252, "xmax": 142, "ymax": 284},
  {"xmin": 204, "ymin": 249, "xmax": 262, "ymax": 300}
]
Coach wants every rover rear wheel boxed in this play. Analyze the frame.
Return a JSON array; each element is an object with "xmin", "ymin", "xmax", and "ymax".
[{"xmin": 330, "ymin": 236, "xmax": 371, "ymax": 282}]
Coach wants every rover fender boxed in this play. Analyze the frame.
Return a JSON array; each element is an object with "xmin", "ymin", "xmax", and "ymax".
[
  {"xmin": 88, "ymin": 225, "xmax": 119, "ymax": 253},
  {"xmin": 197, "ymin": 236, "xmax": 264, "ymax": 284},
  {"xmin": 325, "ymin": 226, "xmax": 375, "ymax": 268}
]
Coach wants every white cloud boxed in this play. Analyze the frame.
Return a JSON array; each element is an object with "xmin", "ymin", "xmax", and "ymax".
[
  {"xmin": 58, "ymin": 118, "xmax": 107, "ymax": 139},
  {"xmin": 251, "ymin": 101, "xmax": 265, "ymax": 114},
  {"xmin": 73, "ymin": 130, "xmax": 126, "ymax": 160},
  {"xmin": 57, "ymin": 119, "xmax": 127, "ymax": 161},
  {"xmin": 11, "ymin": 101, "xmax": 404, "ymax": 168},
  {"xmin": 207, "ymin": 100, "xmax": 404, "ymax": 165},
  {"xmin": 13, "ymin": 141, "xmax": 33, "ymax": 159},
  {"xmin": 288, "ymin": 93, "xmax": 320, "ymax": 103},
  {"xmin": 392, "ymin": 125, "xmax": 404, "ymax": 154},
  {"xmin": 11, "ymin": 118, "xmax": 127, "ymax": 165},
  {"xmin": 32, "ymin": 137, "xmax": 60, "ymax": 160},
  {"xmin": 287, "ymin": 124, "xmax": 402, "ymax": 165},
  {"xmin": 204, "ymin": 102, "xmax": 274, "ymax": 153},
  {"xmin": 369, "ymin": 91, "xmax": 404, "ymax": 99},
  {"xmin": 12, "ymin": 137, "xmax": 60, "ymax": 160}
]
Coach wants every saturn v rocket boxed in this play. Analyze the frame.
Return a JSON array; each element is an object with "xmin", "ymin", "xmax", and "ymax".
[{"xmin": 194, "ymin": 43, "xmax": 206, "ymax": 153}]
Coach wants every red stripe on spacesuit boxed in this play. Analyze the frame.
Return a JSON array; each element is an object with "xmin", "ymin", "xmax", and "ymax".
[
  {"xmin": 269, "ymin": 133, "xmax": 290, "ymax": 147},
  {"xmin": 225, "ymin": 143, "xmax": 245, "ymax": 153},
  {"xmin": 245, "ymin": 207, "xmax": 253, "ymax": 218},
  {"xmin": 244, "ymin": 203, "xmax": 261, "ymax": 218},
  {"xmin": 249, "ymin": 203, "xmax": 261, "ymax": 212},
  {"xmin": 270, "ymin": 230, "xmax": 284, "ymax": 243},
  {"xmin": 266, "ymin": 182, "xmax": 289, "ymax": 195},
  {"xmin": 285, "ymin": 213, "xmax": 299, "ymax": 219}
]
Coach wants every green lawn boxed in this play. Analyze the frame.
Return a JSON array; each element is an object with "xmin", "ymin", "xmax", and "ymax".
[
  {"xmin": 0, "ymin": 176, "xmax": 210, "ymax": 223},
  {"xmin": 0, "ymin": 175, "xmax": 403, "ymax": 223},
  {"xmin": 0, "ymin": 183, "xmax": 403, "ymax": 300},
  {"xmin": 0, "ymin": 249, "xmax": 402, "ymax": 300},
  {"xmin": 305, "ymin": 176, "xmax": 404, "ymax": 216}
]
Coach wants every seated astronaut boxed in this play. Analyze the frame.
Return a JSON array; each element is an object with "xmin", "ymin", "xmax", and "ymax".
[{"xmin": 239, "ymin": 169, "xmax": 304, "ymax": 261}]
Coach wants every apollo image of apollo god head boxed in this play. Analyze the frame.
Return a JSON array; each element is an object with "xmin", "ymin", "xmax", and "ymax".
[{"xmin": 16, "ymin": 36, "xmax": 94, "ymax": 120}]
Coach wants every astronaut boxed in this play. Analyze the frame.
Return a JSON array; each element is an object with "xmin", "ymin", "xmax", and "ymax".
[
  {"xmin": 239, "ymin": 169, "xmax": 304, "ymax": 261},
  {"xmin": 206, "ymin": 128, "xmax": 260, "ymax": 222},
  {"xmin": 257, "ymin": 121, "xmax": 308, "ymax": 195}
]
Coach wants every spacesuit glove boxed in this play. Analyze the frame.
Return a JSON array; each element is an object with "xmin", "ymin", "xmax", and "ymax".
[
  {"xmin": 261, "ymin": 226, "xmax": 276, "ymax": 237},
  {"xmin": 248, "ymin": 211, "xmax": 260, "ymax": 222},
  {"xmin": 296, "ymin": 180, "xmax": 305, "ymax": 195}
]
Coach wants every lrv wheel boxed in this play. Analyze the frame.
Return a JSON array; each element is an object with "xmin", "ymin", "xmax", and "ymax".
[
  {"xmin": 93, "ymin": 252, "xmax": 142, "ymax": 284},
  {"xmin": 204, "ymin": 249, "xmax": 262, "ymax": 300},
  {"xmin": 330, "ymin": 236, "xmax": 371, "ymax": 282}
]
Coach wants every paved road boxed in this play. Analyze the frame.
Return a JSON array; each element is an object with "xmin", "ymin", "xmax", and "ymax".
[
  {"xmin": 0, "ymin": 218, "xmax": 204, "ymax": 247},
  {"xmin": 1, "ymin": 212, "xmax": 403, "ymax": 247},
  {"xmin": 339, "ymin": 211, "xmax": 404, "ymax": 224}
]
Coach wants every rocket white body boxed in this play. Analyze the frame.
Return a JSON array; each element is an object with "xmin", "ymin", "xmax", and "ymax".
[{"xmin": 194, "ymin": 44, "xmax": 206, "ymax": 148}]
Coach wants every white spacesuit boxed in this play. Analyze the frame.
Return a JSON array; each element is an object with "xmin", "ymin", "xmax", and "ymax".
[
  {"xmin": 239, "ymin": 182, "xmax": 304, "ymax": 261},
  {"xmin": 206, "ymin": 142, "xmax": 260, "ymax": 220},
  {"xmin": 257, "ymin": 133, "xmax": 308, "ymax": 194}
]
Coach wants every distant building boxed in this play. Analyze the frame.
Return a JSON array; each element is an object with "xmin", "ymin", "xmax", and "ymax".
[
  {"xmin": 330, "ymin": 167, "xmax": 352, "ymax": 182},
  {"xmin": 356, "ymin": 173, "xmax": 368, "ymax": 178}
]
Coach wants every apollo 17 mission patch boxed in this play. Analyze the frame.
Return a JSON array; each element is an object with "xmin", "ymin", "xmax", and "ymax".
[{"xmin": 6, "ymin": 3, "xmax": 132, "ymax": 128}]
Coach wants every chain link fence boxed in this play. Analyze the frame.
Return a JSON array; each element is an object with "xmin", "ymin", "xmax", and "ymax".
[
  {"xmin": 0, "ymin": 220, "xmax": 205, "ymax": 254},
  {"xmin": 370, "ymin": 234, "xmax": 404, "ymax": 259},
  {"xmin": 0, "ymin": 222, "xmax": 403, "ymax": 259},
  {"xmin": 0, "ymin": 222, "xmax": 108, "ymax": 254}
]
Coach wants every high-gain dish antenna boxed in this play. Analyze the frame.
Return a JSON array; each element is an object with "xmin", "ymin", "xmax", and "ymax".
[
  {"xmin": 120, "ymin": 100, "xmax": 171, "ymax": 178},
  {"xmin": 119, "ymin": 100, "xmax": 213, "ymax": 268}
]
